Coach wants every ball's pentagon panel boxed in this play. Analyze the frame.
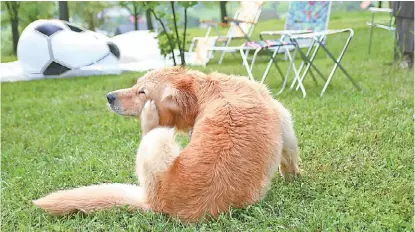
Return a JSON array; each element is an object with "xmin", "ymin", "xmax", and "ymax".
[
  {"xmin": 43, "ymin": 61, "xmax": 71, "ymax": 76},
  {"xmin": 34, "ymin": 23, "xmax": 64, "ymax": 37},
  {"xmin": 107, "ymin": 42, "xmax": 121, "ymax": 59},
  {"xmin": 64, "ymin": 23, "xmax": 84, "ymax": 33}
]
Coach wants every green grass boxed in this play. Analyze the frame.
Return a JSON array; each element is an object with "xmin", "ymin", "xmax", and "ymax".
[
  {"xmin": 1, "ymin": 55, "xmax": 17, "ymax": 63},
  {"xmin": 2, "ymin": 12, "xmax": 414, "ymax": 231}
]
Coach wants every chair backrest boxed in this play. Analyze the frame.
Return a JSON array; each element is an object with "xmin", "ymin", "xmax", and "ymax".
[
  {"xmin": 285, "ymin": 1, "xmax": 332, "ymax": 32},
  {"xmin": 227, "ymin": 1, "xmax": 264, "ymax": 38}
]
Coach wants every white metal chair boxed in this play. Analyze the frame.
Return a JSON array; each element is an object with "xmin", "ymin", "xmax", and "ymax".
[
  {"xmin": 239, "ymin": 1, "xmax": 333, "ymax": 97},
  {"xmin": 287, "ymin": 28, "xmax": 361, "ymax": 97},
  {"xmin": 366, "ymin": 7, "xmax": 395, "ymax": 54},
  {"xmin": 241, "ymin": 1, "xmax": 360, "ymax": 97},
  {"xmin": 188, "ymin": 1, "xmax": 264, "ymax": 65}
]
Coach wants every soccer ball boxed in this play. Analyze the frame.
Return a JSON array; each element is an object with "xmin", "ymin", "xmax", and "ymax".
[{"xmin": 17, "ymin": 19, "xmax": 121, "ymax": 78}]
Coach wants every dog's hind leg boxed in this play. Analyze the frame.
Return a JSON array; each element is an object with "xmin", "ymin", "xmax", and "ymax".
[
  {"xmin": 274, "ymin": 100, "xmax": 301, "ymax": 177},
  {"xmin": 136, "ymin": 101, "xmax": 181, "ymax": 193}
]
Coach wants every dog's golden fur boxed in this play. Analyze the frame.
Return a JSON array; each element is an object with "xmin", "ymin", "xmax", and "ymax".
[{"xmin": 33, "ymin": 67, "xmax": 300, "ymax": 223}]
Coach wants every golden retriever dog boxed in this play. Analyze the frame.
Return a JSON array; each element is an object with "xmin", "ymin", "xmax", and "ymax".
[{"xmin": 33, "ymin": 67, "xmax": 300, "ymax": 223}]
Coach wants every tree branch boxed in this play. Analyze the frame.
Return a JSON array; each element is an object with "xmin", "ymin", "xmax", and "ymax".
[
  {"xmin": 133, "ymin": 4, "xmax": 138, "ymax": 30},
  {"xmin": 149, "ymin": 8, "xmax": 177, "ymax": 65},
  {"xmin": 5, "ymin": 2, "xmax": 17, "ymax": 19},
  {"xmin": 170, "ymin": 1, "xmax": 183, "ymax": 65},
  {"xmin": 181, "ymin": 7, "xmax": 188, "ymax": 66}
]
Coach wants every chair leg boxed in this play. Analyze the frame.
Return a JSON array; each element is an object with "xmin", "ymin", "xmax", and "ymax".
[
  {"xmin": 250, "ymin": 48, "xmax": 262, "ymax": 71},
  {"xmin": 218, "ymin": 38, "xmax": 232, "ymax": 64},
  {"xmin": 261, "ymin": 47, "xmax": 280, "ymax": 84},
  {"xmin": 240, "ymin": 48, "xmax": 255, "ymax": 81},
  {"xmin": 270, "ymin": 53, "xmax": 287, "ymax": 89},
  {"xmin": 368, "ymin": 12, "xmax": 375, "ymax": 54},
  {"xmin": 244, "ymin": 49, "xmax": 251, "ymax": 67},
  {"xmin": 290, "ymin": 41, "xmax": 315, "ymax": 89},
  {"xmin": 309, "ymin": 69, "xmax": 319, "ymax": 85},
  {"xmin": 260, "ymin": 45, "xmax": 307, "ymax": 97},
  {"xmin": 320, "ymin": 42, "xmax": 361, "ymax": 97},
  {"xmin": 294, "ymin": 41, "xmax": 322, "ymax": 91},
  {"xmin": 318, "ymin": 33, "xmax": 360, "ymax": 97},
  {"xmin": 285, "ymin": 47, "xmax": 306, "ymax": 97}
]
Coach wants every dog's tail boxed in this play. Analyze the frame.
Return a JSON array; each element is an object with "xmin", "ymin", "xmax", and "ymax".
[{"xmin": 33, "ymin": 184, "xmax": 149, "ymax": 216}]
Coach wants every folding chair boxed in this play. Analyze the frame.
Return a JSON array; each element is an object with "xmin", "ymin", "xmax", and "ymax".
[
  {"xmin": 236, "ymin": 1, "xmax": 333, "ymax": 98},
  {"xmin": 288, "ymin": 28, "xmax": 361, "ymax": 97},
  {"xmin": 241, "ymin": 1, "xmax": 360, "ymax": 97},
  {"xmin": 366, "ymin": 7, "xmax": 395, "ymax": 54},
  {"xmin": 188, "ymin": 1, "xmax": 264, "ymax": 65},
  {"xmin": 238, "ymin": 39, "xmax": 307, "ymax": 97}
]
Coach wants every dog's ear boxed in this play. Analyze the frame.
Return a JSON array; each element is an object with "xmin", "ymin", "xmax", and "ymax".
[
  {"xmin": 161, "ymin": 83, "xmax": 198, "ymax": 114},
  {"xmin": 161, "ymin": 86, "xmax": 181, "ymax": 112}
]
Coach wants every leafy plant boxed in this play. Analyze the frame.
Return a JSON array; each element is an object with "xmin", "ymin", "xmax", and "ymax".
[
  {"xmin": 69, "ymin": 1, "xmax": 111, "ymax": 30},
  {"xmin": 2, "ymin": 1, "xmax": 20, "ymax": 54},
  {"xmin": 142, "ymin": 1, "xmax": 197, "ymax": 66},
  {"xmin": 1, "ymin": 1, "xmax": 56, "ymax": 55},
  {"xmin": 118, "ymin": 1, "xmax": 143, "ymax": 30}
]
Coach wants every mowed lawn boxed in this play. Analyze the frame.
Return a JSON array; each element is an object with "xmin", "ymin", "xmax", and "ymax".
[{"xmin": 1, "ymin": 12, "xmax": 413, "ymax": 231}]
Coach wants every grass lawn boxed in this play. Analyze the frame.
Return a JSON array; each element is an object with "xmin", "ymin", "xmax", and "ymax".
[
  {"xmin": 1, "ymin": 12, "xmax": 413, "ymax": 231},
  {"xmin": 0, "ymin": 55, "xmax": 17, "ymax": 63}
]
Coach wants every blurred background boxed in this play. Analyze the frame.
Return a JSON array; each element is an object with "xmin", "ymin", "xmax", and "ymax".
[{"xmin": 0, "ymin": 1, "xmax": 366, "ymax": 60}]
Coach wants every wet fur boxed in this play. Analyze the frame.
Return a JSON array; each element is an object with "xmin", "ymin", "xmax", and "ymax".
[{"xmin": 33, "ymin": 67, "xmax": 300, "ymax": 223}]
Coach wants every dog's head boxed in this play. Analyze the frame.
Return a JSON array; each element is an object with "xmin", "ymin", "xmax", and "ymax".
[{"xmin": 107, "ymin": 66, "xmax": 203, "ymax": 130}]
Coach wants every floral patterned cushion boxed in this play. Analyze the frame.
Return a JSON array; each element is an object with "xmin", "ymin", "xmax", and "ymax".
[
  {"xmin": 243, "ymin": 40, "xmax": 295, "ymax": 48},
  {"xmin": 285, "ymin": 1, "xmax": 331, "ymax": 32}
]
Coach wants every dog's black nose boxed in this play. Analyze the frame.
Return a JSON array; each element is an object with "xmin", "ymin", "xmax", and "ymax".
[{"xmin": 107, "ymin": 93, "xmax": 116, "ymax": 104}]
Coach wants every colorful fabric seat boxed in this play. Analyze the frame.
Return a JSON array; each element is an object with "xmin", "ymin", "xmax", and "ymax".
[
  {"xmin": 285, "ymin": 1, "xmax": 331, "ymax": 31},
  {"xmin": 243, "ymin": 40, "xmax": 295, "ymax": 49}
]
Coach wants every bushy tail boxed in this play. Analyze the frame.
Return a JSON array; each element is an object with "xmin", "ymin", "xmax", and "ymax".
[{"xmin": 33, "ymin": 184, "xmax": 149, "ymax": 216}]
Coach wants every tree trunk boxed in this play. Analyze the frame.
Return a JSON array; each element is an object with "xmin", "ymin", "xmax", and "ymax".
[
  {"xmin": 145, "ymin": 9, "xmax": 153, "ymax": 30},
  {"xmin": 181, "ymin": 7, "xmax": 188, "ymax": 66},
  {"xmin": 133, "ymin": 5, "xmax": 138, "ymax": 30},
  {"xmin": 170, "ymin": 2, "xmax": 182, "ymax": 66},
  {"xmin": 88, "ymin": 14, "xmax": 95, "ymax": 30},
  {"xmin": 59, "ymin": 1, "xmax": 69, "ymax": 21},
  {"xmin": 149, "ymin": 8, "xmax": 176, "ymax": 65},
  {"xmin": 11, "ymin": 19, "xmax": 19, "ymax": 54},
  {"xmin": 220, "ymin": 1, "xmax": 228, "ymax": 23},
  {"xmin": 5, "ymin": 2, "xmax": 20, "ymax": 54}
]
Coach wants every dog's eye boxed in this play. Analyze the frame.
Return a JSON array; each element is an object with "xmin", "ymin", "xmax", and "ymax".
[{"xmin": 138, "ymin": 90, "xmax": 145, "ymax": 94}]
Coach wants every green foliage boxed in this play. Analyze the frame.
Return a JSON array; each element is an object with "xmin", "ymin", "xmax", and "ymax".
[
  {"xmin": 0, "ymin": 55, "xmax": 17, "ymax": 63},
  {"xmin": 19, "ymin": 2, "xmax": 57, "ymax": 29},
  {"xmin": 1, "ymin": 1, "xmax": 56, "ymax": 56},
  {"xmin": 69, "ymin": 1, "xmax": 112, "ymax": 30},
  {"xmin": 118, "ymin": 1, "xmax": 143, "ymax": 15},
  {"xmin": 142, "ymin": 1, "xmax": 197, "ymax": 65},
  {"xmin": 0, "ymin": 2, "xmax": 56, "ymax": 29},
  {"xmin": 1, "ymin": 28, "xmax": 14, "ymax": 57},
  {"xmin": 1, "ymin": 2, "xmax": 20, "ymax": 22},
  {"xmin": 177, "ymin": 1, "xmax": 198, "ymax": 9},
  {"xmin": 157, "ymin": 31, "xmax": 178, "ymax": 58}
]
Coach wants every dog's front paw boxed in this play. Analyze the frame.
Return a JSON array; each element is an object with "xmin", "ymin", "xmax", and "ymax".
[{"xmin": 141, "ymin": 100, "xmax": 160, "ymax": 135}]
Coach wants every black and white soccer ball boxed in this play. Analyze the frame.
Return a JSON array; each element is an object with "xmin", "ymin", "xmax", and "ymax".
[{"xmin": 17, "ymin": 19, "xmax": 121, "ymax": 78}]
